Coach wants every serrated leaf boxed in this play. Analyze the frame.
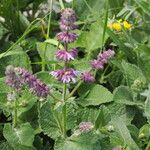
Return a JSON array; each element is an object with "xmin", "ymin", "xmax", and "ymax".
[
  {"xmin": 3, "ymin": 123, "xmax": 35, "ymax": 149},
  {"xmin": 39, "ymin": 102, "xmax": 77, "ymax": 139}
]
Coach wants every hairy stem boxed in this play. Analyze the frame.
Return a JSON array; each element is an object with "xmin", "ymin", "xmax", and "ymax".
[
  {"xmin": 62, "ymin": 83, "xmax": 67, "ymax": 138},
  {"xmin": 66, "ymin": 81, "xmax": 83, "ymax": 100}
]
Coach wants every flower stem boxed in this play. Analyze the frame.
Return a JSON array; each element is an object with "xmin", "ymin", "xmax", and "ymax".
[
  {"xmin": 59, "ymin": 0, "xmax": 65, "ymax": 9},
  {"xmin": 66, "ymin": 81, "xmax": 83, "ymax": 100},
  {"xmin": 62, "ymin": 83, "xmax": 67, "ymax": 138},
  {"xmin": 13, "ymin": 100, "xmax": 18, "ymax": 128}
]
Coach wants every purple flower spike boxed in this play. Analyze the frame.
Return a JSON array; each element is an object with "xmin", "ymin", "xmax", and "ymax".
[
  {"xmin": 81, "ymin": 72, "xmax": 95, "ymax": 83},
  {"xmin": 56, "ymin": 49, "xmax": 75, "ymax": 61},
  {"xmin": 50, "ymin": 68, "xmax": 78, "ymax": 83},
  {"xmin": 79, "ymin": 122, "xmax": 94, "ymax": 132},
  {"xmin": 90, "ymin": 59, "xmax": 104, "ymax": 70},
  {"xmin": 97, "ymin": 49, "xmax": 115, "ymax": 61},
  {"xmin": 91, "ymin": 49, "xmax": 115, "ymax": 70},
  {"xmin": 57, "ymin": 32, "xmax": 77, "ymax": 43},
  {"xmin": 15, "ymin": 67, "xmax": 49, "ymax": 98}
]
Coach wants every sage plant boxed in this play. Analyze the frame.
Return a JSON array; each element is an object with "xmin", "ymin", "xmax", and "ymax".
[{"xmin": 49, "ymin": 8, "xmax": 115, "ymax": 137}]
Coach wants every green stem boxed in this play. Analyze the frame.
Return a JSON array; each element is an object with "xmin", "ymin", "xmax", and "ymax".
[
  {"xmin": 59, "ymin": 0, "xmax": 65, "ymax": 9},
  {"xmin": 66, "ymin": 81, "xmax": 83, "ymax": 100},
  {"xmin": 42, "ymin": 0, "xmax": 53, "ymax": 71},
  {"xmin": 102, "ymin": 0, "xmax": 108, "ymax": 50},
  {"xmin": 47, "ymin": 0, "xmax": 53, "ymax": 39},
  {"xmin": 13, "ymin": 100, "xmax": 17, "ymax": 128},
  {"xmin": 62, "ymin": 83, "xmax": 67, "ymax": 138},
  {"xmin": 146, "ymin": 141, "xmax": 150, "ymax": 150},
  {"xmin": 42, "ymin": 43, "xmax": 48, "ymax": 71}
]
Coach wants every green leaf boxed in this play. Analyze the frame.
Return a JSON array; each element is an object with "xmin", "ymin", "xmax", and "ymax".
[
  {"xmin": 113, "ymin": 86, "xmax": 143, "ymax": 106},
  {"xmin": 39, "ymin": 102, "xmax": 62, "ymax": 139},
  {"xmin": 0, "ymin": 45, "xmax": 31, "ymax": 77},
  {"xmin": 121, "ymin": 61, "xmax": 146, "ymax": 86},
  {"xmin": 139, "ymin": 124, "xmax": 150, "ymax": 139},
  {"xmin": 0, "ymin": 141, "xmax": 13, "ymax": 150},
  {"xmin": 54, "ymin": 132, "xmax": 101, "ymax": 150},
  {"xmin": 74, "ymin": 21, "xmax": 109, "ymax": 52},
  {"xmin": 36, "ymin": 42, "xmax": 57, "ymax": 62},
  {"xmin": 111, "ymin": 117, "xmax": 139, "ymax": 150},
  {"xmin": 39, "ymin": 102, "xmax": 77, "ymax": 139},
  {"xmin": 134, "ymin": 0, "xmax": 150, "ymax": 16},
  {"xmin": 107, "ymin": 102, "xmax": 135, "ymax": 124},
  {"xmin": 78, "ymin": 84, "xmax": 113, "ymax": 106},
  {"xmin": 3, "ymin": 123, "xmax": 35, "ymax": 149},
  {"xmin": 86, "ymin": 21, "xmax": 109, "ymax": 51}
]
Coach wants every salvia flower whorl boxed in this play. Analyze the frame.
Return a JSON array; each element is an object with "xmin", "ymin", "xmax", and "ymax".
[
  {"xmin": 60, "ymin": 8, "xmax": 77, "ymax": 31},
  {"xmin": 81, "ymin": 72, "xmax": 95, "ymax": 83},
  {"xmin": 15, "ymin": 67, "xmax": 49, "ymax": 98},
  {"xmin": 50, "ymin": 69, "xmax": 78, "ymax": 83},
  {"xmin": 57, "ymin": 32, "xmax": 77, "ymax": 43},
  {"xmin": 56, "ymin": 48, "xmax": 78, "ymax": 61},
  {"xmin": 79, "ymin": 122, "xmax": 94, "ymax": 132}
]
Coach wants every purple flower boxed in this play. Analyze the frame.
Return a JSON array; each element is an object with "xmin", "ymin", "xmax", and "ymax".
[
  {"xmin": 57, "ymin": 32, "xmax": 77, "ymax": 43},
  {"xmin": 81, "ymin": 72, "xmax": 95, "ymax": 83},
  {"xmin": 56, "ymin": 49, "xmax": 77, "ymax": 61},
  {"xmin": 15, "ymin": 67, "xmax": 49, "ymax": 98},
  {"xmin": 97, "ymin": 49, "xmax": 115, "ymax": 61},
  {"xmin": 91, "ymin": 49, "xmax": 115, "ymax": 70},
  {"xmin": 5, "ymin": 65, "xmax": 22, "ymax": 90},
  {"xmin": 70, "ymin": 48, "xmax": 78, "ymax": 58},
  {"xmin": 90, "ymin": 59, "xmax": 104, "ymax": 69},
  {"xmin": 59, "ymin": 21, "xmax": 77, "ymax": 31},
  {"xmin": 50, "ymin": 68, "xmax": 78, "ymax": 83},
  {"xmin": 79, "ymin": 122, "xmax": 94, "ymax": 132},
  {"xmin": 61, "ymin": 8, "xmax": 76, "ymax": 23}
]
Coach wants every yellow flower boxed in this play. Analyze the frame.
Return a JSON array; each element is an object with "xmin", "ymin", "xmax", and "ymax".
[
  {"xmin": 112, "ymin": 23, "xmax": 122, "ymax": 31},
  {"xmin": 123, "ymin": 21, "xmax": 132, "ymax": 30}
]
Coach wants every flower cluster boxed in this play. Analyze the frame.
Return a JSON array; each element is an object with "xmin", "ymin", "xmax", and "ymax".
[
  {"xmin": 79, "ymin": 122, "xmax": 94, "ymax": 132},
  {"xmin": 91, "ymin": 49, "xmax": 115, "ymax": 70},
  {"xmin": 5, "ymin": 65, "xmax": 49, "ymax": 98},
  {"xmin": 50, "ymin": 8, "xmax": 79, "ymax": 83},
  {"xmin": 108, "ymin": 20, "xmax": 132, "ymax": 31}
]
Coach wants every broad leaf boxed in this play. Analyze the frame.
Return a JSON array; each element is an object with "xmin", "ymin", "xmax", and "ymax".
[
  {"xmin": 54, "ymin": 132, "xmax": 101, "ymax": 150},
  {"xmin": 3, "ymin": 123, "xmax": 35, "ymax": 149},
  {"xmin": 78, "ymin": 84, "xmax": 113, "ymax": 106},
  {"xmin": 111, "ymin": 117, "xmax": 139, "ymax": 150}
]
